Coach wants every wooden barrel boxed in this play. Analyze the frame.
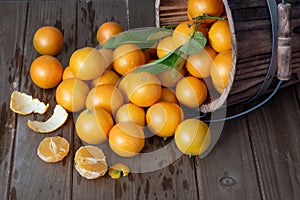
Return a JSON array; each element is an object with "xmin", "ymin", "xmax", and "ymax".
[{"xmin": 156, "ymin": 0, "xmax": 300, "ymax": 113}]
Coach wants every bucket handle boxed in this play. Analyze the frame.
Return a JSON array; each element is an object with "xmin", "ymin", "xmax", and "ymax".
[
  {"xmin": 277, "ymin": 1, "xmax": 292, "ymax": 80},
  {"xmin": 244, "ymin": 0, "xmax": 279, "ymax": 103}
]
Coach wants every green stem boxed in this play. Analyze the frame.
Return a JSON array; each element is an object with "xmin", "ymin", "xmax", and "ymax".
[
  {"xmin": 162, "ymin": 25, "xmax": 178, "ymax": 29},
  {"xmin": 194, "ymin": 14, "xmax": 227, "ymax": 21}
]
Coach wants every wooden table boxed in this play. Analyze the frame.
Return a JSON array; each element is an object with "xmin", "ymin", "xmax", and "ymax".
[{"xmin": 0, "ymin": 1, "xmax": 299, "ymax": 199}]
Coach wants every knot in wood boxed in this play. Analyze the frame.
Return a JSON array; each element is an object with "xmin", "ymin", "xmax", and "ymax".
[{"xmin": 220, "ymin": 176, "xmax": 236, "ymax": 187}]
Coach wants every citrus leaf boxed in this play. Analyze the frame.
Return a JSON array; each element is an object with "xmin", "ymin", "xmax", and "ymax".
[
  {"xmin": 136, "ymin": 47, "xmax": 186, "ymax": 74},
  {"xmin": 103, "ymin": 27, "xmax": 172, "ymax": 49},
  {"xmin": 179, "ymin": 31, "xmax": 206, "ymax": 55},
  {"xmin": 146, "ymin": 29, "xmax": 172, "ymax": 41}
]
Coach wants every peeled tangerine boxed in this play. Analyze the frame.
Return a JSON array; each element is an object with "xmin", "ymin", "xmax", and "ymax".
[
  {"xmin": 37, "ymin": 136, "xmax": 70, "ymax": 163},
  {"xmin": 27, "ymin": 104, "xmax": 68, "ymax": 133},
  {"xmin": 74, "ymin": 146, "xmax": 108, "ymax": 179},
  {"xmin": 10, "ymin": 91, "xmax": 49, "ymax": 115}
]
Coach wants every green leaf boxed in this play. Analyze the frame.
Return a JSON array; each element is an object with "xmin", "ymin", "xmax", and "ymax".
[
  {"xmin": 179, "ymin": 31, "xmax": 206, "ymax": 55},
  {"xmin": 136, "ymin": 47, "xmax": 186, "ymax": 75},
  {"xmin": 146, "ymin": 29, "xmax": 172, "ymax": 41},
  {"xmin": 103, "ymin": 27, "xmax": 172, "ymax": 49}
]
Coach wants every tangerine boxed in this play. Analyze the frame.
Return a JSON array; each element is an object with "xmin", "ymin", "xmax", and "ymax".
[
  {"xmin": 175, "ymin": 118, "xmax": 211, "ymax": 156},
  {"xmin": 30, "ymin": 55, "xmax": 63, "ymax": 89},
  {"xmin": 97, "ymin": 22, "xmax": 124, "ymax": 45},
  {"xmin": 113, "ymin": 44, "xmax": 145, "ymax": 75},
  {"xmin": 109, "ymin": 121, "xmax": 145, "ymax": 157},
  {"xmin": 55, "ymin": 78, "xmax": 89, "ymax": 112},
  {"xmin": 175, "ymin": 76, "xmax": 207, "ymax": 108},
  {"xmin": 33, "ymin": 26, "xmax": 64, "ymax": 55}
]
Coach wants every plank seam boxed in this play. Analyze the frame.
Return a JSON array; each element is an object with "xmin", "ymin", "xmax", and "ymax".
[
  {"xmin": 6, "ymin": 1, "xmax": 29, "ymax": 200},
  {"xmin": 125, "ymin": 0, "xmax": 130, "ymax": 30},
  {"xmin": 246, "ymin": 115, "xmax": 267, "ymax": 200},
  {"xmin": 294, "ymin": 84, "xmax": 300, "ymax": 109},
  {"xmin": 192, "ymin": 157, "xmax": 201, "ymax": 200}
]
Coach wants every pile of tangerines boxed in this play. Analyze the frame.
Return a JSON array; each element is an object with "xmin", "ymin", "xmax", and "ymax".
[{"xmin": 27, "ymin": 0, "xmax": 232, "ymax": 178}]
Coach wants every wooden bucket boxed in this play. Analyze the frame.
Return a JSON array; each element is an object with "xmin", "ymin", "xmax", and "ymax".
[{"xmin": 155, "ymin": 0, "xmax": 300, "ymax": 113}]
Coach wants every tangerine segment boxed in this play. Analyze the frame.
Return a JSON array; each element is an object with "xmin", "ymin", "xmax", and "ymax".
[
  {"xmin": 74, "ymin": 146, "xmax": 108, "ymax": 179},
  {"xmin": 108, "ymin": 163, "xmax": 130, "ymax": 179},
  {"xmin": 37, "ymin": 136, "xmax": 70, "ymax": 163},
  {"xmin": 28, "ymin": 104, "xmax": 68, "ymax": 133},
  {"xmin": 10, "ymin": 91, "xmax": 49, "ymax": 115}
]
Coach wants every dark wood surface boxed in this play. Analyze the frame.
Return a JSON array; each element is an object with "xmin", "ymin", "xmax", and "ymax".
[{"xmin": 0, "ymin": 1, "xmax": 299, "ymax": 199}]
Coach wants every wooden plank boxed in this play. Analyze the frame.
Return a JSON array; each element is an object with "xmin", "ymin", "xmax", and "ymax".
[
  {"xmin": 195, "ymin": 107, "xmax": 261, "ymax": 200},
  {"xmin": 72, "ymin": 1, "xmax": 130, "ymax": 199},
  {"xmin": 0, "ymin": 2, "xmax": 28, "ymax": 199},
  {"xmin": 132, "ymin": 142, "xmax": 199, "ymax": 200},
  {"xmin": 127, "ymin": 0, "xmax": 156, "ymax": 29},
  {"xmin": 247, "ymin": 86, "xmax": 300, "ymax": 200},
  {"xmin": 9, "ymin": 1, "xmax": 77, "ymax": 199},
  {"xmin": 77, "ymin": 0, "xmax": 128, "ymax": 48}
]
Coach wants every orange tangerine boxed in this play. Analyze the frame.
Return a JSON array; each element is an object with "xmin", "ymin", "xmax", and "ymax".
[
  {"xmin": 186, "ymin": 46, "xmax": 217, "ymax": 78},
  {"xmin": 126, "ymin": 72, "xmax": 161, "ymax": 107},
  {"xmin": 158, "ymin": 88, "xmax": 179, "ymax": 104},
  {"xmin": 113, "ymin": 44, "xmax": 145, "ymax": 75},
  {"xmin": 62, "ymin": 66, "xmax": 75, "ymax": 80},
  {"xmin": 92, "ymin": 70, "xmax": 120, "ymax": 87},
  {"xmin": 208, "ymin": 20, "xmax": 232, "ymax": 53},
  {"xmin": 115, "ymin": 103, "xmax": 146, "ymax": 127},
  {"xmin": 146, "ymin": 102, "xmax": 184, "ymax": 137},
  {"xmin": 109, "ymin": 122, "xmax": 145, "ymax": 157},
  {"xmin": 85, "ymin": 85, "xmax": 124, "ymax": 115},
  {"xmin": 175, "ymin": 76, "xmax": 207, "ymax": 108},
  {"xmin": 75, "ymin": 108, "xmax": 114, "ymax": 144},
  {"xmin": 210, "ymin": 50, "xmax": 232, "ymax": 93}
]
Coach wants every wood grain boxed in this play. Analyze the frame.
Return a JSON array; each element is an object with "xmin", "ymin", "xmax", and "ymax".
[
  {"xmin": 72, "ymin": 1, "xmax": 129, "ymax": 199},
  {"xmin": 247, "ymin": 86, "xmax": 300, "ymax": 200},
  {"xmin": 0, "ymin": 2, "xmax": 28, "ymax": 200},
  {"xmin": 195, "ymin": 106, "xmax": 261, "ymax": 200},
  {"xmin": 128, "ymin": 0, "xmax": 156, "ymax": 29},
  {"xmin": 1, "ymin": 1, "xmax": 300, "ymax": 200},
  {"xmin": 8, "ymin": 1, "xmax": 77, "ymax": 199}
]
